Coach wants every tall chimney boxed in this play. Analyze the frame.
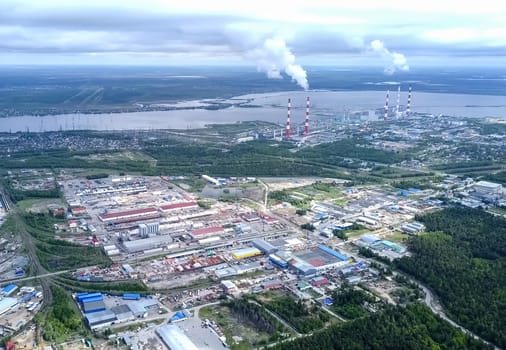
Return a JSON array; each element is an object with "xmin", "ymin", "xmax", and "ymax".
[
  {"xmin": 286, "ymin": 98, "xmax": 291, "ymax": 139},
  {"xmin": 305, "ymin": 96, "xmax": 310, "ymax": 135},
  {"xmin": 384, "ymin": 90, "xmax": 390, "ymax": 121},
  {"xmin": 396, "ymin": 85, "xmax": 400, "ymax": 119},
  {"xmin": 406, "ymin": 85, "xmax": 412, "ymax": 117}
]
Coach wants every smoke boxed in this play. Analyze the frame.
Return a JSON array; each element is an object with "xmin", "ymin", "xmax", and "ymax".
[
  {"xmin": 370, "ymin": 40, "xmax": 409, "ymax": 75},
  {"xmin": 247, "ymin": 37, "xmax": 309, "ymax": 90}
]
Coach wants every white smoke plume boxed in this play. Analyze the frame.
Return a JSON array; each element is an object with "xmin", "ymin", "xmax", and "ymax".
[
  {"xmin": 247, "ymin": 37, "xmax": 309, "ymax": 90},
  {"xmin": 370, "ymin": 40, "xmax": 409, "ymax": 75}
]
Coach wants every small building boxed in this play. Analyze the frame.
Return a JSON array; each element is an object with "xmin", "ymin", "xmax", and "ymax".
[
  {"xmin": 123, "ymin": 293, "xmax": 141, "ymax": 301},
  {"xmin": 70, "ymin": 206, "xmax": 87, "ymax": 216},
  {"xmin": 261, "ymin": 279, "xmax": 283, "ymax": 290},
  {"xmin": 221, "ymin": 280, "xmax": 238, "ymax": 294},
  {"xmin": 311, "ymin": 276, "xmax": 329, "ymax": 287}
]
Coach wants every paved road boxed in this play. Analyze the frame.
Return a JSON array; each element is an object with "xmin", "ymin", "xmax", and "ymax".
[
  {"xmin": 0, "ymin": 269, "xmax": 71, "ymax": 285},
  {"xmin": 408, "ymin": 276, "xmax": 501, "ymax": 350}
]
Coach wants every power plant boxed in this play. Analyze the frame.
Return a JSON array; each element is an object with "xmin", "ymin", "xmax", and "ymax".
[
  {"xmin": 286, "ymin": 98, "xmax": 291, "ymax": 139},
  {"xmin": 383, "ymin": 85, "xmax": 413, "ymax": 120}
]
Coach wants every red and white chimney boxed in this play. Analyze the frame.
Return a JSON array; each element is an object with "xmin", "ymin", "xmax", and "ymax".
[
  {"xmin": 304, "ymin": 96, "xmax": 310, "ymax": 135},
  {"xmin": 286, "ymin": 98, "xmax": 291, "ymax": 139}
]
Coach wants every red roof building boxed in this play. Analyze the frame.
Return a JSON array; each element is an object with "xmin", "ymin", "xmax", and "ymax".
[
  {"xmin": 98, "ymin": 207, "xmax": 158, "ymax": 222},
  {"xmin": 190, "ymin": 226, "xmax": 224, "ymax": 239},
  {"xmin": 6, "ymin": 341, "xmax": 16, "ymax": 350},
  {"xmin": 70, "ymin": 206, "xmax": 87, "ymax": 215}
]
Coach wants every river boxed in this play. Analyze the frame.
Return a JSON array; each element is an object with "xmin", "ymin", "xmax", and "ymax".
[{"xmin": 1, "ymin": 90, "xmax": 505, "ymax": 132}]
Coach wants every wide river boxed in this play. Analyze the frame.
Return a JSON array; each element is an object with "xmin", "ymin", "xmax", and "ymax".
[{"xmin": 1, "ymin": 90, "xmax": 505, "ymax": 132}]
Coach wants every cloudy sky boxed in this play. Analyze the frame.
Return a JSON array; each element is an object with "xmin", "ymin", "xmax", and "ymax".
[{"xmin": 1, "ymin": 0, "xmax": 505, "ymax": 68}]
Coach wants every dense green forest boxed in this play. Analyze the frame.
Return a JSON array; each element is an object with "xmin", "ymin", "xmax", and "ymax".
[
  {"xmin": 396, "ymin": 207, "xmax": 506, "ymax": 348},
  {"xmin": 484, "ymin": 170, "xmax": 506, "ymax": 185},
  {"xmin": 258, "ymin": 293, "xmax": 330, "ymax": 333},
  {"xmin": 224, "ymin": 298, "xmax": 279, "ymax": 334},
  {"xmin": 270, "ymin": 304, "xmax": 490, "ymax": 350},
  {"xmin": 42, "ymin": 286, "xmax": 86, "ymax": 342},
  {"xmin": 330, "ymin": 286, "xmax": 376, "ymax": 319}
]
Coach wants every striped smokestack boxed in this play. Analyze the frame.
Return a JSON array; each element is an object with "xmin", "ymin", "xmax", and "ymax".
[
  {"xmin": 406, "ymin": 85, "xmax": 412, "ymax": 117},
  {"xmin": 384, "ymin": 90, "xmax": 389, "ymax": 121},
  {"xmin": 304, "ymin": 96, "xmax": 310, "ymax": 135},
  {"xmin": 286, "ymin": 98, "xmax": 291, "ymax": 139}
]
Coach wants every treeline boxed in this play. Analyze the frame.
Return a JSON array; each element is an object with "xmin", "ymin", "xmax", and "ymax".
[
  {"xmin": 396, "ymin": 207, "xmax": 506, "ymax": 347},
  {"xmin": 330, "ymin": 286, "xmax": 375, "ymax": 319},
  {"xmin": 54, "ymin": 275, "xmax": 148, "ymax": 294},
  {"xmin": 270, "ymin": 304, "xmax": 491, "ymax": 350},
  {"xmin": 23, "ymin": 213, "xmax": 112, "ymax": 271},
  {"xmin": 43, "ymin": 286, "xmax": 85, "ymax": 342},
  {"xmin": 2, "ymin": 178, "xmax": 61, "ymax": 202},
  {"xmin": 485, "ymin": 170, "xmax": 506, "ymax": 185},
  {"xmin": 261, "ymin": 294, "xmax": 329, "ymax": 333},
  {"xmin": 298, "ymin": 138, "xmax": 410, "ymax": 165},
  {"xmin": 224, "ymin": 298, "xmax": 278, "ymax": 334}
]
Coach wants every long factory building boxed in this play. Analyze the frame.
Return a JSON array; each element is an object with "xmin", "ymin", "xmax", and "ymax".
[{"xmin": 98, "ymin": 201, "xmax": 199, "ymax": 223}]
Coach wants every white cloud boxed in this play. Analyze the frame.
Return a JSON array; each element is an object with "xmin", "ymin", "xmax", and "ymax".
[{"xmin": 0, "ymin": 0, "xmax": 505, "ymax": 66}]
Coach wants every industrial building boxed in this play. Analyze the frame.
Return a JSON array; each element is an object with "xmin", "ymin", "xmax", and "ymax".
[
  {"xmin": 156, "ymin": 324, "xmax": 199, "ymax": 350},
  {"xmin": 252, "ymin": 239, "xmax": 278, "ymax": 254},
  {"xmin": 473, "ymin": 181, "xmax": 502, "ymax": 196},
  {"xmin": 85, "ymin": 310, "xmax": 117, "ymax": 329},
  {"xmin": 289, "ymin": 245, "xmax": 349, "ymax": 275},
  {"xmin": 0, "ymin": 297, "xmax": 18, "ymax": 315},
  {"xmin": 2, "ymin": 284, "xmax": 18, "ymax": 296},
  {"xmin": 230, "ymin": 247, "xmax": 262, "ymax": 260},
  {"xmin": 138, "ymin": 222, "xmax": 160, "ymax": 237},
  {"xmin": 190, "ymin": 226, "xmax": 224, "ymax": 240},
  {"xmin": 202, "ymin": 174, "xmax": 220, "ymax": 186},
  {"xmin": 123, "ymin": 235, "xmax": 173, "ymax": 253},
  {"xmin": 400, "ymin": 222, "xmax": 425, "ymax": 234}
]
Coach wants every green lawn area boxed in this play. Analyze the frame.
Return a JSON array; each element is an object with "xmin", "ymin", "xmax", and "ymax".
[
  {"xmin": 386, "ymin": 231, "xmax": 410, "ymax": 243},
  {"xmin": 17, "ymin": 198, "xmax": 65, "ymax": 212}
]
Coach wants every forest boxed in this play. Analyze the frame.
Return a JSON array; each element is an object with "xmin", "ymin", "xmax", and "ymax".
[
  {"xmin": 330, "ymin": 285, "xmax": 376, "ymax": 319},
  {"xmin": 259, "ymin": 293, "xmax": 330, "ymax": 333},
  {"xmin": 42, "ymin": 286, "xmax": 86, "ymax": 342},
  {"xmin": 270, "ymin": 304, "xmax": 491, "ymax": 350},
  {"xmin": 396, "ymin": 207, "xmax": 506, "ymax": 348}
]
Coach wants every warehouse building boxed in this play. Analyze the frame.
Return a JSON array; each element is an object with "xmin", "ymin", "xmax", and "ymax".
[
  {"xmin": 156, "ymin": 324, "xmax": 199, "ymax": 350},
  {"xmin": 123, "ymin": 235, "xmax": 173, "ymax": 253},
  {"xmin": 85, "ymin": 310, "xmax": 117, "ymax": 330},
  {"xmin": 289, "ymin": 245, "xmax": 349, "ymax": 275},
  {"xmin": 190, "ymin": 226, "xmax": 224, "ymax": 240},
  {"xmin": 2, "ymin": 284, "xmax": 18, "ymax": 296},
  {"xmin": 473, "ymin": 181, "xmax": 502, "ymax": 196},
  {"xmin": 82, "ymin": 300, "xmax": 106, "ymax": 314},
  {"xmin": 252, "ymin": 239, "xmax": 278, "ymax": 254},
  {"xmin": 0, "ymin": 297, "xmax": 18, "ymax": 316},
  {"xmin": 230, "ymin": 247, "xmax": 262, "ymax": 260}
]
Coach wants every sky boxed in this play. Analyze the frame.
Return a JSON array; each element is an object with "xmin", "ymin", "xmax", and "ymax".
[{"xmin": 1, "ymin": 0, "xmax": 505, "ymax": 69}]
